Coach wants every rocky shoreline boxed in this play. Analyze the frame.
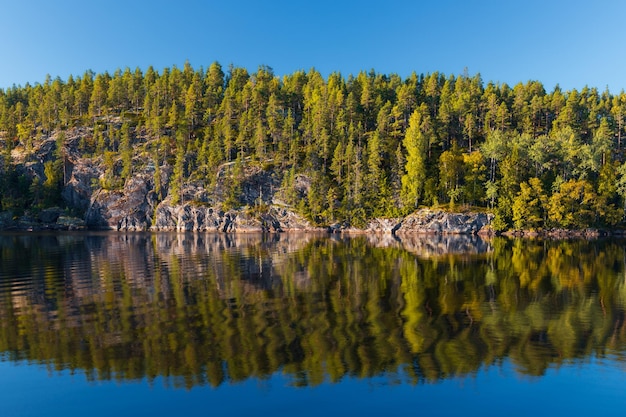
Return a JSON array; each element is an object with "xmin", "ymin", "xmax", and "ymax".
[
  {"xmin": 0, "ymin": 203, "xmax": 626, "ymax": 239},
  {"xmin": 0, "ymin": 207, "xmax": 86, "ymax": 231},
  {"xmin": 0, "ymin": 206, "xmax": 492, "ymax": 234},
  {"xmin": 1, "ymin": 129, "xmax": 623, "ymax": 238},
  {"xmin": 4, "ymin": 205, "xmax": 622, "ymax": 239}
]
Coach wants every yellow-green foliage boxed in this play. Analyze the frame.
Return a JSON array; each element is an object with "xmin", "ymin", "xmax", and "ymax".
[{"xmin": 0, "ymin": 63, "xmax": 625, "ymax": 228}]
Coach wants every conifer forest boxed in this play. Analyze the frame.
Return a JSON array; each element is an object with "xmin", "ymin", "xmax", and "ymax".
[{"xmin": 2, "ymin": 62, "xmax": 626, "ymax": 231}]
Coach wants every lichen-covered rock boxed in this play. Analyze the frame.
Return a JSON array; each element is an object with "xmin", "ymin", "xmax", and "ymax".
[
  {"xmin": 268, "ymin": 206, "xmax": 315, "ymax": 231},
  {"xmin": 395, "ymin": 209, "xmax": 493, "ymax": 235},
  {"xmin": 85, "ymin": 173, "xmax": 158, "ymax": 231},
  {"xmin": 366, "ymin": 218, "xmax": 402, "ymax": 234},
  {"xmin": 62, "ymin": 158, "xmax": 101, "ymax": 213},
  {"xmin": 56, "ymin": 216, "xmax": 86, "ymax": 230},
  {"xmin": 152, "ymin": 205, "xmax": 225, "ymax": 231},
  {"xmin": 150, "ymin": 204, "xmax": 312, "ymax": 233},
  {"xmin": 214, "ymin": 163, "xmax": 282, "ymax": 206}
]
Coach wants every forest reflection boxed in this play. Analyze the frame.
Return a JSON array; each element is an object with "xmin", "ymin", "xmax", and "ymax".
[{"xmin": 0, "ymin": 232, "xmax": 625, "ymax": 389}]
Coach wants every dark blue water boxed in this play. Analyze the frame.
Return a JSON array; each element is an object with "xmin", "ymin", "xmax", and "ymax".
[
  {"xmin": 2, "ymin": 357, "xmax": 625, "ymax": 417},
  {"xmin": 1, "ymin": 232, "xmax": 625, "ymax": 416}
]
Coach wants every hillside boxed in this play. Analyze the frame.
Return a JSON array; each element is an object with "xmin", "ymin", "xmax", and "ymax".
[{"xmin": 1, "ymin": 63, "xmax": 625, "ymax": 232}]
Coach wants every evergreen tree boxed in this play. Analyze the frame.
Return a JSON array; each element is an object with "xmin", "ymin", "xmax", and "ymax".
[
  {"xmin": 120, "ymin": 122, "xmax": 132, "ymax": 181},
  {"xmin": 170, "ymin": 130, "xmax": 186, "ymax": 205},
  {"xmin": 401, "ymin": 105, "xmax": 431, "ymax": 209}
]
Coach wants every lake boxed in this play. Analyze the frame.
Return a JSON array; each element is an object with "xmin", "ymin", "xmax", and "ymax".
[{"xmin": 1, "ymin": 232, "xmax": 626, "ymax": 416}]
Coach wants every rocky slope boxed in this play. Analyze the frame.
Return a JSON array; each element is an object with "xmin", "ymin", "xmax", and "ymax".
[{"xmin": 3, "ymin": 128, "xmax": 494, "ymax": 234}]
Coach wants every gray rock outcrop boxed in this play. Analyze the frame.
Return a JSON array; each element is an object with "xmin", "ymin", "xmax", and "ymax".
[
  {"xmin": 366, "ymin": 218, "xmax": 403, "ymax": 234},
  {"xmin": 150, "ymin": 204, "xmax": 313, "ymax": 233},
  {"xmin": 62, "ymin": 157, "xmax": 101, "ymax": 213},
  {"xmin": 395, "ymin": 209, "xmax": 493, "ymax": 235},
  {"xmin": 85, "ymin": 173, "xmax": 159, "ymax": 231}
]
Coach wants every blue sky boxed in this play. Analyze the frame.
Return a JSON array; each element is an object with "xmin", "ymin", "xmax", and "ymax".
[{"xmin": 1, "ymin": 0, "xmax": 625, "ymax": 92}]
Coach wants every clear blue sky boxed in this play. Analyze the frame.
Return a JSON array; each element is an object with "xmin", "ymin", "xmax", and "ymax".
[{"xmin": 1, "ymin": 0, "xmax": 625, "ymax": 93}]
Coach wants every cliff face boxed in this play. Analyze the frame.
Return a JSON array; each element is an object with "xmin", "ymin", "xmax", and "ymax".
[
  {"xmin": 82, "ymin": 164, "xmax": 313, "ymax": 232},
  {"xmin": 85, "ymin": 172, "xmax": 159, "ymax": 231},
  {"xmin": 149, "ymin": 204, "xmax": 317, "ymax": 233}
]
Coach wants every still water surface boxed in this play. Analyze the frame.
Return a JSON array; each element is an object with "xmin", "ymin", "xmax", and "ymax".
[{"xmin": 1, "ymin": 232, "xmax": 626, "ymax": 416}]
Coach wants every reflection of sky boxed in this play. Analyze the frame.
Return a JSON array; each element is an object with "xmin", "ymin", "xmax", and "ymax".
[{"xmin": 2, "ymin": 357, "xmax": 625, "ymax": 417}]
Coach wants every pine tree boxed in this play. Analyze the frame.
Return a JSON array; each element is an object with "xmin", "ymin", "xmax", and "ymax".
[
  {"xmin": 120, "ymin": 122, "xmax": 132, "ymax": 181},
  {"xmin": 401, "ymin": 105, "xmax": 431, "ymax": 209},
  {"xmin": 170, "ymin": 130, "xmax": 186, "ymax": 205},
  {"xmin": 152, "ymin": 150, "xmax": 162, "ymax": 201}
]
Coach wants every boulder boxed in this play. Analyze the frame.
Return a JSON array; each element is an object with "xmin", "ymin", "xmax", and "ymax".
[
  {"xmin": 38, "ymin": 207, "xmax": 63, "ymax": 223},
  {"xmin": 56, "ymin": 216, "xmax": 86, "ymax": 230}
]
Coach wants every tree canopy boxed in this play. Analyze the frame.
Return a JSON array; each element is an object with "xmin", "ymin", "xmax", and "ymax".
[{"xmin": 2, "ymin": 62, "xmax": 626, "ymax": 230}]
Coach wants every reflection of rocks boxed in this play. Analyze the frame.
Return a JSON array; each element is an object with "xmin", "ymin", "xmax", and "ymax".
[
  {"xmin": 395, "ymin": 234, "xmax": 492, "ymax": 258},
  {"xmin": 147, "ymin": 231, "xmax": 323, "ymax": 255},
  {"xmin": 361, "ymin": 232, "xmax": 493, "ymax": 258},
  {"xmin": 117, "ymin": 232, "xmax": 325, "ymax": 298},
  {"xmin": 365, "ymin": 233, "xmax": 402, "ymax": 248}
]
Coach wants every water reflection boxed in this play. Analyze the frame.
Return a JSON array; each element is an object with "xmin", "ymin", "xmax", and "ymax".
[{"xmin": 0, "ymin": 232, "xmax": 625, "ymax": 388}]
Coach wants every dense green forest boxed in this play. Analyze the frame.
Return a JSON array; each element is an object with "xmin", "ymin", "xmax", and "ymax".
[{"xmin": 2, "ymin": 62, "xmax": 626, "ymax": 230}]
